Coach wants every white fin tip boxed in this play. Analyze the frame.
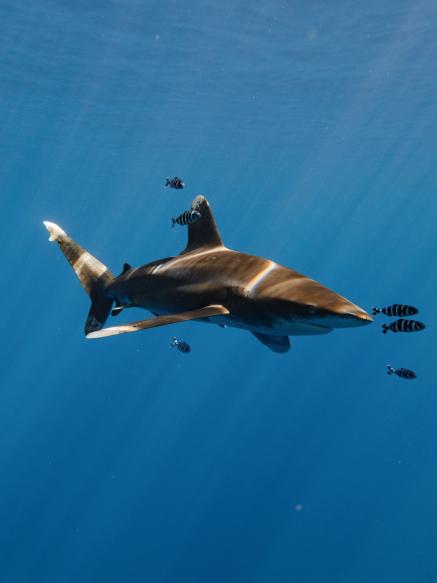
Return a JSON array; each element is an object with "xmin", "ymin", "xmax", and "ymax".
[{"xmin": 43, "ymin": 221, "xmax": 66, "ymax": 242}]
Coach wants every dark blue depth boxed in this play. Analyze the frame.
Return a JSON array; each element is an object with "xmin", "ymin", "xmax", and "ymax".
[{"xmin": 0, "ymin": 1, "xmax": 436, "ymax": 582}]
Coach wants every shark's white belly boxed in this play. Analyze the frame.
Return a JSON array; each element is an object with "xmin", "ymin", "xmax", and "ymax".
[
  {"xmin": 148, "ymin": 303, "xmax": 334, "ymax": 336},
  {"xmin": 204, "ymin": 315, "xmax": 333, "ymax": 336}
]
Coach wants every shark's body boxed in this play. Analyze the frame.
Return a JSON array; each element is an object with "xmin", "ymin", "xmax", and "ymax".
[{"xmin": 44, "ymin": 196, "xmax": 372, "ymax": 353}]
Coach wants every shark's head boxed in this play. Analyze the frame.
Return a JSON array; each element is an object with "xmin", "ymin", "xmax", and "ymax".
[
  {"xmin": 303, "ymin": 300, "xmax": 373, "ymax": 328},
  {"xmin": 252, "ymin": 266, "xmax": 373, "ymax": 331},
  {"xmin": 290, "ymin": 278, "xmax": 373, "ymax": 329}
]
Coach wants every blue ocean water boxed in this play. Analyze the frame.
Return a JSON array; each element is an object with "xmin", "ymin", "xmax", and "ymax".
[{"xmin": 1, "ymin": 1, "xmax": 437, "ymax": 581}]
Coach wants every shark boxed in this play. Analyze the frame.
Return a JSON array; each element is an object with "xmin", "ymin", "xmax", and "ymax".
[{"xmin": 43, "ymin": 195, "xmax": 372, "ymax": 353}]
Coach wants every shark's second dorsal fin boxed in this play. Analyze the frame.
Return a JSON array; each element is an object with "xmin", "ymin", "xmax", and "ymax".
[{"xmin": 181, "ymin": 195, "xmax": 223, "ymax": 254}]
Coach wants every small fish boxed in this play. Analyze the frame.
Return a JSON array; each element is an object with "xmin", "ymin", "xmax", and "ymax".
[
  {"xmin": 387, "ymin": 365, "xmax": 416, "ymax": 379},
  {"xmin": 382, "ymin": 319, "xmax": 426, "ymax": 334},
  {"xmin": 372, "ymin": 304, "xmax": 418, "ymax": 317},
  {"xmin": 165, "ymin": 176, "xmax": 185, "ymax": 189},
  {"xmin": 171, "ymin": 209, "xmax": 201, "ymax": 228},
  {"xmin": 171, "ymin": 337, "xmax": 191, "ymax": 353}
]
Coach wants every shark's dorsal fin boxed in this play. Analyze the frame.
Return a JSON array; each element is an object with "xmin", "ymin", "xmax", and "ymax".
[
  {"xmin": 181, "ymin": 195, "xmax": 223, "ymax": 254},
  {"xmin": 122, "ymin": 263, "xmax": 132, "ymax": 274}
]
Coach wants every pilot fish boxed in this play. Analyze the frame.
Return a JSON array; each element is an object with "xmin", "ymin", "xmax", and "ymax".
[
  {"xmin": 382, "ymin": 319, "xmax": 425, "ymax": 334},
  {"xmin": 171, "ymin": 337, "xmax": 191, "ymax": 353},
  {"xmin": 171, "ymin": 209, "xmax": 201, "ymax": 228},
  {"xmin": 387, "ymin": 365, "xmax": 416, "ymax": 379},
  {"xmin": 372, "ymin": 304, "xmax": 418, "ymax": 317},
  {"xmin": 165, "ymin": 176, "xmax": 185, "ymax": 189}
]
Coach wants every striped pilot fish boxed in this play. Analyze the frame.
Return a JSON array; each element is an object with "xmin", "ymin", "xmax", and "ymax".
[
  {"xmin": 387, "ymin": 365, "xmax": 416, "ymax": 379},
  {"xmin": 382, "ymin": 319, "xmax": 425, "ymax": 334},
  {"xmin": 171, "ymin": 337, "xmax": 191, "ymax": 353},
  {"xmin": 165, "ymin": 176, "xmax": 185, "ymax": 189},
  {"xmin": 372, "ymin": 304, "xmax": 418, "ymax": 317},
  {"xmin": 171, "ymin": 209, "xmax": 201, "ymax": 229}
]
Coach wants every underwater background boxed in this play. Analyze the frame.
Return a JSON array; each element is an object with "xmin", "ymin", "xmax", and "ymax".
[{"xmin": 1, "ymin": 1, "xmax": 437, "ymax": 581}]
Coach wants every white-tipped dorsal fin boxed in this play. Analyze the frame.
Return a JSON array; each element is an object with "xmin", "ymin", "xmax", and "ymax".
[
  {"xmin": 43, "ymin": 221, "xmax": 67, "ymax": 242},
  {"xmin": 181, "ymin": 195, "xmax": 223, "ymax": 254}
]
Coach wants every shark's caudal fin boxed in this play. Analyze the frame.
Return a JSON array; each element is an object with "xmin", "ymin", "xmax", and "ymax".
[
  {"xmin": 181, "ymin": 195, "xmax": 223, "ymax": 254},
  {"xmin": 43, "ymin": 221, "xmax": 114, "ymax": 335}
]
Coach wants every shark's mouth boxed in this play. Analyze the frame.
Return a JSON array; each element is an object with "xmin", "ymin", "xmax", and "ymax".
[
  {"xmin": 280, "ymin": 321, "xmax": 333, "ymax": 336},
  {"xmin": 221, "ymin": 316, "xmax": 334, "ymax": 336},
  {"xmin": 308, "ymin": 312, "xmax": 373, "ymax": 329}
]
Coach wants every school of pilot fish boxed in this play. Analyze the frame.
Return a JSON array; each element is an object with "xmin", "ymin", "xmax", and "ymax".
[{"xmin": 372, "ymin": 304, "xmax": 426, "ymax": 379}]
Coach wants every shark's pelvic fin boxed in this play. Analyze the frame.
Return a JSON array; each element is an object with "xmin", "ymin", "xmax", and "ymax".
[
  {"xmin": 252, "ymin": 332, "xmax": 291, "ymax": 353},
  {"xmin": 182, "ymin": 195, "xmax": 223, "ymax": 254},
  {"xmin": 86, "ymin": 304, "xmax": 230, "ymax": 339}
]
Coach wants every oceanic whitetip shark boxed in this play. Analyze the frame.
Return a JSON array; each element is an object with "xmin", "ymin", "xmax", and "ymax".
[{"xmin": 43, "ymin": 195, "xmax": 372, "ymax": 353}]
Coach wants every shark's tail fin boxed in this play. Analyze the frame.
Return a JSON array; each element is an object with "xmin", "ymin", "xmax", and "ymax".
[{"xmin": 43, "ymin": 221, "xmax": 114, "ymax": 335}]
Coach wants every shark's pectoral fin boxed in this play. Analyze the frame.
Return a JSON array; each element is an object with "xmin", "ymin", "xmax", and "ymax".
[
  {"xmin": 86, "ymin": 304, "xmax": 230, "ymax": 339},
  {"xmin": 181, "ymin": 195, "xmax": 223, "ymax": 254},
  {"xmin": 252, "ymin": 332, "xmax": 291, "ymax": 353}
]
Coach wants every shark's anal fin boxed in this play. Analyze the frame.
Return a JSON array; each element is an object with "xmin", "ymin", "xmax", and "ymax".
[
  {"xmin": 252, "ymin": 333, "xmax": 291, "ymax": 353},
  {"xmin": 182, "ymin": 195, "xmax": 223, "ymax": 254},
  {"xmin": 86, "ymin": 304, "xmax": 230, "ymax": 339}
]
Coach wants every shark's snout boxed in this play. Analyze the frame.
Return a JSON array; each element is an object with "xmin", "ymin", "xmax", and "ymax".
[
  {"xmin": 335, "ymin": 308, "xmax": 373, "ymax": 327},
  {"xmin": 301, "ymin": 302, "xmax": 373, "ymax": 329},
  {"xmin": 357, "ymin": 311, "xmax": 373, "ymax": 324}
]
